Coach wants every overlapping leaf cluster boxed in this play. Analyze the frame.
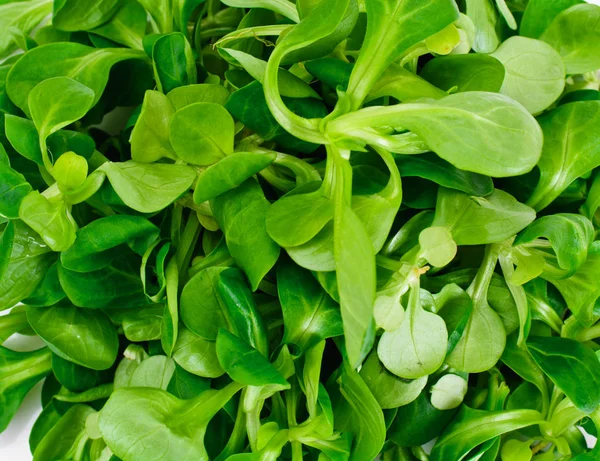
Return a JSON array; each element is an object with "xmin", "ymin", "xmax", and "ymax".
[{"xmin": 2, "ymin": 0, "xmax": 600, "ymax": 460}]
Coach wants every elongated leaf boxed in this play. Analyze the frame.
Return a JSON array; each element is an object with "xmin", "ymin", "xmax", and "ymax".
[
  {"xmin": 345, "ymin": 0, "xmax": 458, "ymax": 109},
  {"xmin": 520, "ymin": 0, "xmax": 583, "ymax": 38},
  {"xmin": 528, "ymin": 336, "xmax": 600, "ymax": 413},
  {"xmin": 152, "ymin": 32, "xmax": 197, "ymax": 93},
  {"xmin": 328, "ymin": 92, "xmax": 543, "ymax": 178},
  {"xmin": 528, "ymin": 101, "xmax": 600, "ymax": 211},
  {"xmin": 337, "ymin": 363, "xmax": 386, "ymax": 461},
  {"xmin": 212, "ymin": 179, "xmax": 280, "ymax": 290},
  {"xmin": 277, "ymin": 260, "xmax": 343, "ymax": 353},
  {"xmin": 0, "ymin": 345, "xmax": 51, "ymax": 433},
  {"xmin": 335, "ymin": 197, "xmax": 376, "ymax": 368},
  {"xmin": 430, "ymin": 407, "xmax": 543, "ymax": 461}
]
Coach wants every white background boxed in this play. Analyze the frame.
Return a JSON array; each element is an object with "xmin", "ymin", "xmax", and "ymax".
[{"xmin": 2, "ymin": 0, "xmax": 600, "ymax": 458}]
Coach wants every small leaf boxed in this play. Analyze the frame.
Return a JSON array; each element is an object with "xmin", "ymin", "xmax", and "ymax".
[{"xmin": 170, "ymin": 102, "xmax": 235, "ymax": 165}]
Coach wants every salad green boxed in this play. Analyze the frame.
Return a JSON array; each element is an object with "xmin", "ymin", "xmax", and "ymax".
[{"xmin": 1, "ymin": 0, "xmax": 600, "ymax": 460}]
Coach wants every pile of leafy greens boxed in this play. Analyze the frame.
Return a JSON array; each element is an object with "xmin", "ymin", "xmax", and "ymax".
[{"xmin": 2, "ymin": 0, "xmax": 600, "ymax": 459}]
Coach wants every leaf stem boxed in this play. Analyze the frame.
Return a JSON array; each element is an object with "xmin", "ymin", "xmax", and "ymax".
[{"xmin": 468, "ymin": 244, "xmax": 501, "ymax": 304}]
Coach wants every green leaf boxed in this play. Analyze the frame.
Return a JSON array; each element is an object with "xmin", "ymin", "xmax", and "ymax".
[
  {"xmin": 304, "ymin": 58, "xmax": 353, "ymax": 91},
  {"xmin": 225, "ymin": 81, "xmax": 327, "ymax": 154},
  {"xmin": 130, "ymin": 90, "xmax": 177, "ymax": 163},
  {"xmin": 28, "ymin": 77, "xmax": 95, "ymax": 170},
  {"xmin": 430, "ymin": 407, "xmax": 543, "ymax": 461},
  {"xmin": 152, "ymin": 32, "xmax": 197, "ymax": 93},
  {"xmin": 167, "ymin": 84, "xmax": 230, "ymax": 110},
  {"xmin": 337, "ymin": 363, "xmax": 386, "ymax": 461},
  {"xmin": 216, "ymin": 329, "xmax": 288, "ymax": 387},
  {"xmin": 194, "ymin": 152, "xmax": 276, "ymax": 204},
  {"xmin": 0, "ymin": 163, "xmax": 31, "ymax": 219},
  {"xmin": 528, "ymin": 335, "xmax": 600, "ymax": 413},
  {"xmin": 51, "ymin": 353, "xmax": 109, "ymax": 393},
  {"xmin": 170, "ymin": 102, "xmax": 235, "ymax": 165},
  {"xmin": 267, "ymin": 188, "xmax": 333, "ymax": 248},
  {"xmin": 180, "ymin": 266, "xmax": 229, "ymax": 340},
  {"xmin": 0, "ymin": 0, "xmax": 52, "ymax": 56},
  {"xmin": 173, "ymin": 327, "xmax": 224, "ymax": 378},
  {"xmin": 491, "ymin": 36, "xmax": 565, "ymax": 114},
  {"xmin": 541, "ymin": 4, "xmax": 600, "ymax": 74},
  {"xmin": 19, "ymin": 191, "xmax": 77, "ymax": 252},
  {"xmin": 53, "ymin": 0, "xmax": 121, "ymax": 31},
  {"xmin": 528, "ymin": 101, "xmax": 600, "ymax": 211},
  {"xmin": 27, "ymin": 304, "xmax": 119, "ymax": 370},
  {"xmin": 420, "ymin": 54, "xmax": 506, "ymax": 93},
  {"xmin": 419, "ymin": 227, "xmax": 457, "ymax": 268},
  {"xmin": 520, "ymin": 0, "xmax": 583, "ymax": 39},
  {"xmin": 101, "ymin": 161, "xmax": 197, "ymax": 213},
  {"xmin": 137, "ymin": 0, "xmax": 173, "ymax": 33},
  {"xmin": 286, "ymin": 220, "xmax": 335, "ymax": 272},
  {"xmin": 58, "ymin": 260, "xmax": 148, "ymax": 309},
  {"xmin": 367, "ymin": 62, "xmax": 447, "ymax": 102},
  {"xmin": 334, "ymin": 183, "xmax": 376, "ymax": 368},
  {"xmin": 328, "ymin": 92, "xmax": 544, "ymax": 178},
  {"xmin": 222, "ymin": 48, "xmax": 321, "ymax": 99},
  {"xmin": 351, "ymin": 148, "xmax": 402, "ymax": 253},
  {"xmin": 217, "ymin": 267, "xmax": 269, "ymax": 354},
  {"xmin": 6, "ymin": 42, "xmax": 146, "ymax": 116},
  {"xmin": 212, "ymin": 179, "xmax": 280, "ymax": 290},
  {"xmin": 128, "ymin": 355, "xmax": 175, "ymax": 390},
  {"xmin": 388, "ymin": 392, "xmax": 458, "ymax": 447},
  {"xmin": 446, "ymin": 299, "xmax": 506, "ymax": 373},
  {"xmin": 0, "ymin": 345, "xmax": 51, "ymax": 433},
  {"xmin": 277, "ymin": 260, "xmax": 343, "ymax": 353},
  {"xmin": 359, "ymin": 351, "xmax": 427, "ymax": 409},
  {"xmin": 33, "ymin": 404, "xmax": 95, "ymax": 461},
  {"xmin": 501, "ymin": 333, "xmax": 549, "ymax": 415},
  {"xmin": 345, "ymin": 0, "xmax": 459, "ymax": 109},
  {"xmin": 432, "ymin": 188, "xmax": 536, "ymax": 246},
  {"xmin": 0, "ymin": 221, "xmax": 54, "ymax": 312},
  {"xmin": 61, "ymin": 215, "xmax": 160, "ymax": 273},
  {"xmin": 466, "ymin": 0, "xmax": 499, "ymax": 53},
  {"xmin": 172, "ymin": 0, "xmax": 205, "ymax": 34},
  {"xmin": 90, "ymin": 0, "xmax": 147, "ymax": 49},
  {"xmin": 99, "ymin": 383, "xmax": 242, "ymax": 461},
  {"xmin": 53, "ymin": 151, "xmax": 88, "ymax": 191},
  {"xmin": 378, "ymin": 280, "xmax": 448, "ymax": 379},
  {"xmin": 515, "ymin": 214, "xmax": 594, "ymax": 278},
  {"xmin": 221, "ymin": 0, "xmax": 299, "ymax": 22},
  {"xmin": 106, "ymin": 305, "xmax": 164, "ymax": 342},
  {"xmin": 4, "ymin": 115, "xmax": 95, "ymax": 166}
]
